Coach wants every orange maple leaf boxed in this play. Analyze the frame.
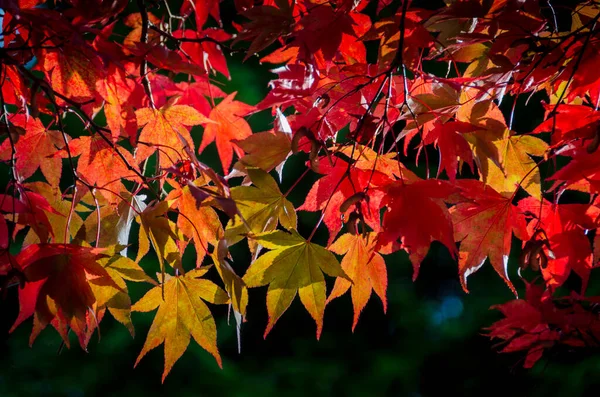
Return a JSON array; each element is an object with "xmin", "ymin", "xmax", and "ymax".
[
  {"xmin": 327, "ymin": 232, "xmax": 387, "ymax": 331},
  {"xmin": 0, "ymin": 115, "xmax": 64, "ymax": 186},
  {"xmin": 199, "ymin": 92, "xmax": 255, "ymax": 173},
  {"xmin": 67, "ymin": 135, "xmax": 141, "ymax": 203},
  {"xmin": 135, "ymin": 100, "xmax": 213, "ymax": 169}
]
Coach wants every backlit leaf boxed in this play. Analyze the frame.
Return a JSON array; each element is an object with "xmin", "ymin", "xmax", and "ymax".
[
  {"xmin": 243, "ymin": 229, "xmax": 349, "ymax": 338},
  {"xmin": 132, "ymin": 268, "xmax": 228, "ymax": 382}
]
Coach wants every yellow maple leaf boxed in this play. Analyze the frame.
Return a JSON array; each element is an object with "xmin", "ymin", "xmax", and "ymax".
[
  {"xmin": 132, "ymin": 268, "xmax": 229, "ymax": 382},
  {"xmin": 243, "ymin": 229, "xmax": 349, "ymax": 338},
  {"xmin": 226, "ymin": 168, "xmax": 296, "ymax": 252}
]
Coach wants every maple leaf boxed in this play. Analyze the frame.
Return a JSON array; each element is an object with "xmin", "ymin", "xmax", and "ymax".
[
  {"xmin": 298, "ymin": 152, "xmax": 395, "ymax": 244},
  {"xmin": 378, "ymin": 179, "xmax": 457, "ymax": 280},
  {"xmin": 242, "ymin": 229, "xmax": 349, "ymax": 338},
  {"xmin": 136, "ymin": 201, "xmax": 184, "ymax": 276},
  {"xmin": 423, "ymin": 120, "xmax": 475, "ymax": 181},
  {"xmin": 233, "ymin": 0, "xmax": 294, "ymax": 60},
  {"xmin": 564, "ymin": 41, "xmax": 600, "ymax": 105},
  {"xmin": 0, "ymin": 115, "xmax": 64, "ymax": 186},
  {"xmin": 285, "ymin": 65, "xmax": 387, "ymax": 141},
  {"xmin": 22, "ymin": 182, "xmax": 83, "ymax": 246},
  {"xmin": 484, "ymin": 281, "xmax": 592, "ymax": 369},
  {"xmin": 132, "ymin": 268, "xmax": 229, "ymax": 382},
  {"xmin": 1, "ymin": 64, "xmax": 29, "ymax": 108},
  {"xmin": 90, "ymin": 249, "xmax": 155, "ymax": 336},
  {"xmin": 135, "ymin": 100, "xmax": 213, "ymax": 168},
  {"xmin": 367, "ymin": 9, "xmax": 435, "ymax": 69},
  {"xmin": 157, "ymin": 78, "xmax": 227, "ymax": 117},
  {"xmin": 134, "ymin": 43, "xmax": 206, "ymax": 76},
  {"xmin": 257, "ymin": 63, "xmax": 319, "ymax": 110},
  {"xmin": 16, "ymin": 187, "xmax": 63, "ymax": 243},
  {"xmin": 181, "ymin": 0, "xmax": 221, "ymax": 28},
  {"xmin": 456, "ymin": 95, "xmax": 507, "ymax": 133},
  {"xmin": 488, "ymin": 296, "xmax": 558, "ymax": 369},
  {"xmin": 41, "ymin": 46, "xmax": 104, "ymax": 101},
  {"xmin": 337, "ymin": 12, "xmax": 371, "ymax": 65},
  {"xmin": 79, "ymin": 193, "xmax": 146, "ymax": 252},
  {"xmin": 397, "ymin": 78, "xmax": 461, "ymax": 147},
  {"xmin": 97, "ymin": 64, "xmax": 139, "ymax": 142},
  {"xmin": 327, "ymin": 232, "xmax": 387, "ymax": 331},
  {"xmin": 123, "ymin": 12, "xmax": 161, "ymax": 51},
  {"xmin": 67, "ymin": 134, "xmax": 141, "ymax": 203},
  {"xmin": 533, "ymin": 104, "xmax": 600, "ymax": 146},
  {"xmin": 234, "ymin": 109, "xmax": 293, "ymax": 177},
  {"xmin": 199, "ymin": 93, "xmax": 255, "ymax": 173},
  {"xmin": 168, "ymin": 184, "xmax": 223, "ymax": 266},
  {"xmin": 174, "ymin": 28, "xmax": 232, "ymax": 77},
  {"xmin": 518, "ymin": 197, "xmax": 600, "ymax": 293},
  {"xmin": 10, "ymin": 244, "xmax": 115, "ymax": 349},
  {"xmin": 235, "ymin": 129, "xmax": 292, "ymax": 175},
  {"xmin": 225, "ymin": 167, "xmax": 296, "ymax": 252},
  {"xmin": 548, "ymin": 145, "xmax": 600, "ymax": 194},
  {"xmin": 481, "ymin": 132, "xmax": 548, "ymax": 199},
  {"xmin": 294, "ymin": 4, "xmax": 356, "ymax": 64},
  {"xmin": 457, "ymin": 98, "xmax": 548, "ymax": 198},
  {"xmin": 450, "ymin": 180, "xmax": 529, "ymax": 293},
  {"xmin": 339, "ymin": 144, "xmax": 418, "ymax": 180}
]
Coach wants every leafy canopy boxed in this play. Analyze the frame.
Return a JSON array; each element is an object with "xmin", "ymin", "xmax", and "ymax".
[{"xmin": 1, "ymin": 0, "xmax": 600, "ymax": 380}]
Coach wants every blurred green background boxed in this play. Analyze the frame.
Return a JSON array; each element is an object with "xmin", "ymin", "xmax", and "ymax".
[{"xmin": 2, "ymin": 1, "xmax": 600, "ymax": 396}]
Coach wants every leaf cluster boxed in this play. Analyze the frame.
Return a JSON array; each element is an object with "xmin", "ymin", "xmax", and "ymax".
[{"xmin": 1, "ymin": 0, "xmax": 600, "ymax": 378}]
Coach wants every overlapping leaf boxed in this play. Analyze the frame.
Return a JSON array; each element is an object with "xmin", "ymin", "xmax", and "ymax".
[
  {"xmin": 11, "ymin": 244, "xmax": 114, "ymax": 349},
  {"xmin": 379, "ymin": 179, "xmax": 457, "ymax": 279},
  {"xmin": 0, "ymin": 115, "xmax": 64, "ymax": 185},
  {"xmin": 168, "ymin": 184, "xmax": 223, "ymax": 266},
  {"xmin": 518, "ymin": 197, "xmax": 600, "ymax": 292},
  {"xmin": 90, "ymin": 248, "xmax": 155, "ymax": 336},
  {"xmin": 327, "ymin": 233, "xmax": 387, "ymax": 331},
  {"xmin": 226, "ymin": 168, "xmax": 296, "ymax": 251},
  {"xmin": 136, "ymin": 201, "xmax": 183, "ymax": 275},
  {"xmin": 450, "ymin": 180, "xmax": 529, "ymax": 293}
]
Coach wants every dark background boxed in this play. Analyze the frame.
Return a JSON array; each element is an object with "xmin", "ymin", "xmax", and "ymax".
[{"xmin": 1, "ymin": 1, "xmax": 600, "ymax": 396}]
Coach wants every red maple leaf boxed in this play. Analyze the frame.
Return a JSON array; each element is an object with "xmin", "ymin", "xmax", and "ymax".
[
  {"xmin": 533, "ymin": 104, "xmax": 600, "ymax": 146},
  {"xmin": 378, "ymin": 179, "xmax": 457, "ymax": 279},
  {"xmin": 10, "ymin": 244, "xmax": 115, "ymax": 349},
  {"xmin": 519, "ymin": 197, "xmax": 600, "ymax": 293},
  {"xmin": 294, "ymin": 4, "xmax": 356, "ymax": 64},
  {"xmin": 548, "ymin": 143, "xmax": 600, "ymax": 194},
  {"xmin": 257, "ymin": 63, "xmax": 319, "ymax": 110},
  {"xmin": 173, "ymin": 28, "xmax": 231, "ymax": 77},
  {"xmin": 298, "ymin": 154, "xmax": 392, "ymax": 244},
  {"xmin": 451, "ymin": 180, "xmax": 530, "ymax": 293},
  {"xmin": 423, "ymin": 120, "xmax": 476, "ymax": 181},
  {"xmin": 181, "ymin": 0, "xmax": 221, "ymax": 28}
]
